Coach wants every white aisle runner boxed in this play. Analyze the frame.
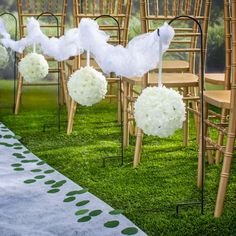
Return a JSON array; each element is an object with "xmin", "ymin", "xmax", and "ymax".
[{"xmin": 0, "ymin": 123, "xmax": 146, "ymax": 236}]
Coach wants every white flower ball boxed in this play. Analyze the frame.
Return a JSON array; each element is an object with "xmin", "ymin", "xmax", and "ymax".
[
  {"xmin": 0, "ymin": 45, "xmax": 9, "ymax": 69},
  {"xmin": 134, "ymin": 86, "xmax": 186, "ymax": 137},
  {"xmin": 19, "ymin": 53, "xmax": 49, "ymax": 83},
  {"xmin": 68, "ymin": 66, "xmax": 108, "ymax": 106}
]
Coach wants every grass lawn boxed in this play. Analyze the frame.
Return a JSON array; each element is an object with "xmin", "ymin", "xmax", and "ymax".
[{"xmin": 1, "ymin": 79, "xmax": 236, "ymax": 236}]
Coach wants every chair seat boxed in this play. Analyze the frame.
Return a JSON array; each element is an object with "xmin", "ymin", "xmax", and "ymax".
[
  {"xmin": 204, "ymin": 90, "xmax": 231, "ymax": 109},
  {"xmin": 149, "ymin": 73, "xmax": 199, "ymax": 87},
  {"xmin": 123, "ymin": 73, "xmax": 198, "ymax": 87},
  {"xmin": 205, "ymin": 73, "xmax": 225, "ymax": 85}
]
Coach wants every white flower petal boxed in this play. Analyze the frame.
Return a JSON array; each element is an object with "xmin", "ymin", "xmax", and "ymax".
[
  {"xmin": 67, "ymin": 66, "xmax": 107, "ymax": 106},
  {"xmin": 134, "ymin": 86, "xmax": 186, "ymax": 137},
  {"xmin": 19, "ymin": 52, "xmax": 49, "ymax": 83}
]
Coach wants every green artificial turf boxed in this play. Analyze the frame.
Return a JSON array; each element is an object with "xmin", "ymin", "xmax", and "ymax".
[{"xmin": 1, "ymin": 79, "xmax": 236, "ymax": 236}]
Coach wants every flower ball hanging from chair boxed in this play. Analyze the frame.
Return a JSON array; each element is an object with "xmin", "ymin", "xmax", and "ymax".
[
  {"xmin": 134, "ymin": 86, "xmax": 186, "ymax": 137},
  {"xmin": 68, "ymin": 66, "xmax": 108, "ymax": 106},
  {"xmin": 0, "ymin": 44, "xmax": 9, "ymax": 69},
  {"xmin": 19, "ymin": 52, "xmax": 49, "ymax": 83}
]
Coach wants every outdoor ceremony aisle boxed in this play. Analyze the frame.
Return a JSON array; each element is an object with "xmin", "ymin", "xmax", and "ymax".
[{"xmin": 0, "ymin": 122, "xmax": 146, "ymax": 236}]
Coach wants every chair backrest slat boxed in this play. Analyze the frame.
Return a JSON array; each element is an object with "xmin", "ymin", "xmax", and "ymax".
[
  {"xmin": 17, "ymin": 0, "xmax": 67, "ymax": 38},
  {"xmin": 164, "ymin": 0, "xmax": 168, "ymax": 17},
  {"xmin": 140, "ymin": 0, "xmax": 212, "ymax": 74},
  {"xmin": 73, "ymin": 0, "xmax": 132, "ymax": 47}
]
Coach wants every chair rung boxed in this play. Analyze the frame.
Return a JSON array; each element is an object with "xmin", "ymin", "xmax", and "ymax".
[
  {"xmin": 182, "ymin": 96, "xmax": 200, "ymax": 100},
  {"xmin": 49, "ymin": 69, "xmax": 63, "ymax": 73},
  {"xmin": 174, "ymin": 33, "xmax": 201, "ymax": 37},
  {"xmin": 23, "ymin": 83, "xmax": 59, "ymax": 86},
  {"xmin": 171, "ymin": 40, "xmax": 192, "ymax": 44},
  {"xmin": 187, "ymin": 107, "xmax": 200, "ymax": 116},
  {"xmin": 205, "ymin": 137, "xmax": 225, "ymax": 153},
  {"xmin": 76, "ymin": 14, "xmax": 126, "ymax": 18},
  {"xmin": 205, "ymin": 119, "xmax": 228, "ymax": 135},
  {"xmin": 20, "ymin": 13, "xmax": 64, "ymax": 17},
  {"xmin": 144, "ymin": 16, "xmax": 204, "ymax": 21},
  {"xmin": 130, "ymin": 90, "xmax": 140, "ymax": 96},
  {"xmin": 208, "ymin": 110, "xmax": 222, "ymax": 119},
  {"xmin": 167, "ymin": 48, "xmax": 201, "ymax": 52},
  {"xmin": 22, "ymin": 25, "xmax": 60, "ymax": 28},
  {"xmin": 106, "ymin": 95, "xmax": 117, "ymax": 98}
]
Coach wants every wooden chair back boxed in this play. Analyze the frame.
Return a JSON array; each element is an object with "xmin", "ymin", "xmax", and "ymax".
[
  {"xmin": 15, "ymin": 0, "xmax": 69, "ymax": 114},
  {"xmin": 72, "ymin": 0, "xmax": 132, "ymax": 70},
  {"xmin": 17, "ymin": 0, "xmax": 67, "ymax": 38},
  {"xmin": 213, "ymin": 0, "xmax": 236, "ymax": 217},
  {"xmin": 73, "ymin": 0, "xmax": 132, "ymax": 47},
  {"xmin": 140, "ymin": 0, "xmax": 211, "ymax": 74}
]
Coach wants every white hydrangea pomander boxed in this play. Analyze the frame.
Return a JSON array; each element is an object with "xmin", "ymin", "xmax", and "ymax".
[
  {"xmin": 19, "ymin": 52, "xmax": 49, "ymax": 83},
  {"xmin": 67, "ymin": 66, "xmax": 108, "ymax": 106},
  {"xmin": 0, "ymin": 44, "xmax": 9, "ymax": 69},
  {"xmin": 134, "ymin": 86, "xmax": 186, "ymax": 137}
]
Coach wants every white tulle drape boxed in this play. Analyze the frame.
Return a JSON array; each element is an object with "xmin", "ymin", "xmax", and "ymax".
[{"xmin": 0, "ymin": 18, "xmax": 174, "ymax": 78}]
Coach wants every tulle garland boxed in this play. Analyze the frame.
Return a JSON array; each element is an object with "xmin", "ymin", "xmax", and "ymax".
[{"xmin": 0, "ymin": 18, "xmax": 174, "ymax": 78}]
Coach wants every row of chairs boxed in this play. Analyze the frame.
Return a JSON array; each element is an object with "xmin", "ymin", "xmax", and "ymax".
[
  {"xmin": 13, "ymin": 0, "xmax": 236, "ymax": 217},
  {"xmin": 124, "ymin": 0, "xmax": 211, "ymax": 169},
  {"xmin": 198, "ymin": 0, "xmax": 236, "ymax": 217},
  {"xmin": 15, "ymin": 0, "xmax": 132, "ymax": 136}
]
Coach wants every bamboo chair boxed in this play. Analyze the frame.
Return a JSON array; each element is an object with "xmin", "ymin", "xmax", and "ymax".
[
  {"xmin": 197, "ymin": 0, "xmax": 235, "ymax": 217},
  {"xmin": 122, "ymin": 0, "xmax": 211, "ymax": 167},
  {"xmin": 123, "ymin": 0, "xmax": 212, "ymax": 151},
  {"xmin": 66, "ymin": 0, "xmax": 132, "ymax": 135},
  {"xmin": 15, "ymin": 0, "xmax": 68, "ymax": 114},
  {"xmin": 204, "ymin": 0, "xmax": 231, "ymax": 87},
  {"xmin": 203, "ymin": 0, "xmax": 231, "ymax": 164}
]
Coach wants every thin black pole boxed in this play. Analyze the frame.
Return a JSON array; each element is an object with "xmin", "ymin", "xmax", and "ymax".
[
  {"xmin": 119, "ymin": 76, "xmax": 124, "ymax": 165},
  {"xmin": 37, "ymin": 12, "xmax": 61, "ymax": 132},
  {"xmin": 0, "ymin": 12, "xmax": 18, "ymax": 113},
  {"xmin": 94, "ymin": 14, "xmax": 123, "ymax": 166},
  {"xmin": 168, "ymin": 15, "xmax": 205, "ymax": 215},
  {"xmin": 94, "ymin": 15, "xmax": 121, "ymax": 45}
]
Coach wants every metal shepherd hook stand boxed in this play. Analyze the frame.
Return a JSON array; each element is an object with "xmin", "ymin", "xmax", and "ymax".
[
  {"xmin": 94, "ymin": 15, "xmax": 124, "ymax": 166},
  {"xmin": 36, "ymin": 12, "xmax": 61, "ymax": 132},
  {"xmin": 168, "ymin": 15, "xmax": 205, "ymax": 215},
  {"xmin": 0, "ymin": 12, "xmax": 17, "ymax": 113}
]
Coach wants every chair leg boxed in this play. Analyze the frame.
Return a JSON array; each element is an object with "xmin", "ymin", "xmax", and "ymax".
[
  {"xmin": 129, "ymin": 120, "xmax": 135, "ymax": 136},
  {"xmin": 117, "ymin": 79, "xmax": 121, "ymax": 124},
  {"xmin": 123, "ymin": 81, "xmax": 129, "ymax": 147},
  {"xmin": 129, "ymin": 85, "xmax": 135, "ymax": 136},
  {"xmin": 215, "ymin": 109, "xmax": 227, "ymax": 164},
  {"xmin": 191, "ymin": 87, "xmax": 200, "ymax": 143},
  {"xmin": 110, "ymin": 82, "xmax": 113, "ymax": 103},
  {"xmin": 197, "ymin": 101, "xmax": 208, "ymax": 188},
  {"xmin": 207, "ymin": 150, "xmax": 214, "ymax": 164},
  {"xmin": 14, "ymin": 75, "xmax": 23, "ymax": 115},
  {"xmin": 67, "ymin": 99, "xmax": 77, "ymax": 135},
  {"xmin": 133, "ymin": 128, "xmax": 143, "ymax": 168},
  {"xmin": 183, "ymin": 87, "xmax": 189, "ymax": 146},
  {"xmin": 214, "ymin": 121, "xmax": 236, "ymax": 217},
  {"xmin": 60, "ymin": 62, "xmax": 69, "ymax": 110}
]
